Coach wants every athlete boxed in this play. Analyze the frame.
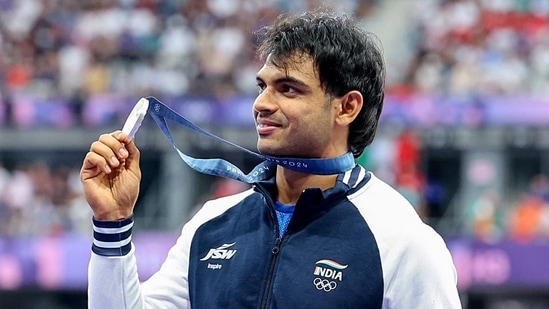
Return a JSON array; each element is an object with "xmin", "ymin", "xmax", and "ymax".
[{"xmin": 81, "ymin": 10, "xmax": 461, "ymax": 308}]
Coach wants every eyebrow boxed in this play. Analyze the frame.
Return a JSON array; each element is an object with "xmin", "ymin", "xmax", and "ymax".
[{"xmin": 256, "ymin": 75, "xmax": 311, "ymax": 92}]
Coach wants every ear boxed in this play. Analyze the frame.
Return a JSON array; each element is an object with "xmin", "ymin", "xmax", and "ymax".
[{"xmin": 334, "ymin": 90, "xmax": 363, "ymax": 127}]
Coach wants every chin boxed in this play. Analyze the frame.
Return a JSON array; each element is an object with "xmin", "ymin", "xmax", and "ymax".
[
  {"xmin": 258, "ymin": 148, "xmax": 309, "ymax": 159},
  {"xmin": 257, "ymin": 141, "xmax": 313, "ymax": 158},
  {"xmin": 257, "ymin": 147, "xmax": 279, "ymax": 157},
  {"xmin": 257, "ymin": 143, "xmax": 284, "ymax": 157}
]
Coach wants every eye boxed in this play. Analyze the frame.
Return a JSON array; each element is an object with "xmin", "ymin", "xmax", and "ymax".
[
  {"xmin": 281, "ymin": 84, "xmax": 299, "ymax": 95},
  {"xmin": 256, "ymin": 82, "xmax": 266, "ymax": 94}
]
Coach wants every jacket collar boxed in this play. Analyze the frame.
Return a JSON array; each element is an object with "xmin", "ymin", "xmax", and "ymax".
[{"xmin": 254, "ymin": 164, "xmax": 370, "ymax": 202}]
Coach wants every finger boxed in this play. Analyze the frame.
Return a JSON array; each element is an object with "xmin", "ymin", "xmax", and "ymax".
[
  {"xmin": 98, "ymin": 132, "xmax": 132, "ymax": 160},
  {"xmin": 123, "ymin": 139, "xmax": 141, "ymax": 173},
  {"xmin": 90, "ymin": 139, "xmax": 122, "ymax": 168},
  {"xmin": 124, "ymin": 138, "xmax": 139, "ymax": 158},
  {"xmin": 111, "ymin": 130, "xmax": 133, "ymax": 145},
  {"xmin": 81, "ymin": 151, "xmax": 111, "ymax": 179}
]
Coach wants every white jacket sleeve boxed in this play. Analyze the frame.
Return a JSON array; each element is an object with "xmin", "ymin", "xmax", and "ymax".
[
  {"xmin": 380, "ymin": 225, "xmax": 462, "ymax": 309},
  {"xmin": 88, "ymin": 216, "xmax": 191, "ymax": 309},
  {"xmin": 88, "ymin": 246, "xmax": 144, "ymax": 308},
  {"xmin": 353, "ymin": 175, "xmax": 462, "ymax": 308}
]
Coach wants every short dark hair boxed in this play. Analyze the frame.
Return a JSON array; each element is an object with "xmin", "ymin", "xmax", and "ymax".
[{"xmin": 257, "ymin": 10, "xmax": 385, "ymax": 158}]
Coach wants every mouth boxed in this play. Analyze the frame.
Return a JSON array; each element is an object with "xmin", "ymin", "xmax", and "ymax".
[{"xmin": 256, "ymin": 120, "xmax": 281, "ymax": 135}]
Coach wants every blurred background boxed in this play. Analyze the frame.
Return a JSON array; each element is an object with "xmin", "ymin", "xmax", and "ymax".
[{"xmin": 0, "ymin": 0, "xmax": 548, "ymax": 308}]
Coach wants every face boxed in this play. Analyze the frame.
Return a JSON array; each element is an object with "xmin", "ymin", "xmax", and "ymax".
[{"xmin": 253, "ymin": 54, "xmax": 341, "ymax": 158}]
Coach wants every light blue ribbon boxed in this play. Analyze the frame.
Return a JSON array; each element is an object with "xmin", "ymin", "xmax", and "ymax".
[{"xmin": 146, "ymin": 96, "xmax": 355, "ymax": 183}]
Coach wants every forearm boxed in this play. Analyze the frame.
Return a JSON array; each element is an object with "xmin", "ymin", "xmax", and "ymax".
[
  {"xmin": 88, "ymin": 215, "xmax": 192, "ymax": 309},
  {"xmin": 89, "ymin": 248, "xmax": 144, "ymax": 308},
  {"xmin": 88, "ymin": 216, "xmax": 144, "ymax": 309}
]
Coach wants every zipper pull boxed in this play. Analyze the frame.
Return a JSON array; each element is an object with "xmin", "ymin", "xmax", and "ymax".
[{"xmin": 272, "ymin": 238, "xmax": 281, "ymax": 255}]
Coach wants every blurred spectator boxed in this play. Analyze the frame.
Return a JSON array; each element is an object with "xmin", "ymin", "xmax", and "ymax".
[
  {"xmin": 508, "ymin": 192, "xmax": 549, "ymax": 243},
  {"xmin": 528, "ymin": 174, "xmax": 549, "ymax": 202},
  {"xmin": 508, "ymin": 174, "xmax": 549, "ymax": 243},
  {"xmin": 464, "ymin": 190, "xmax": 504, "ymax": 243},
  {"xmin": 394, "ymin": 130, "xmax": 428, "ymax": 219},
  {"xmin": 1, "ymin": 162, "xmax": 35, "ymax": 235}
]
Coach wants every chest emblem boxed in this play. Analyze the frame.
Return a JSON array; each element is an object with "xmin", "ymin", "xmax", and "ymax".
[
  {"xmin": 200, "ymin": 242, "xmax": 237, "ymax": 261},
  {"xmin": 312, "ymin": 259, "xmax": 348, "ymax": 292}
]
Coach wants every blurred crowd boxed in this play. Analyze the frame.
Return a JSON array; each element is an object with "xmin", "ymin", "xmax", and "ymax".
[
  {"xmin": 2, "ymin": 130, "xmax": 548, "ymax": 244},
  {"xmin": 465, "ymin": 174, "xmax": 549, "ymax": 243},
  {"xmin": 0, "ymin": 0, "xmax": 377, "ymax": 108},
  {"xmin": 399, "ymin": 0, "xmax": 549, "ymax": 95},
  {"xmin": 0, "ymin": 161, "xmax": 91, "ymax": 237},
  {"xmin": 1, "ymin": 0, "xmax": 548, "ymax": 105}
]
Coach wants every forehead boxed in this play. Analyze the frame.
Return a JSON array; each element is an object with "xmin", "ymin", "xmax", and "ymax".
[{"xmin": 257, "ymin": 53, "xmax": 320, "ymax": 85}]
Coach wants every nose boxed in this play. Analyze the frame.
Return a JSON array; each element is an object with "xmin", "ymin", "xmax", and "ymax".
[{"xmin": 253, "ymin": 88, "xmax": 276, "ymax": 116}]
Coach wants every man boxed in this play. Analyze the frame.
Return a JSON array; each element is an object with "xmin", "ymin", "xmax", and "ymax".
[{"xmin": 81, "ymin": 10, "xmax": 461, "ymax": 308}]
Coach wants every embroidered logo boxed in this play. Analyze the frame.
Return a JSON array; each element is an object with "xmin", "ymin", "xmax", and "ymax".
[
  {"xmin": 312, "ymin": 259, "xmax": 348, "ymax": 292},
  {"xmin": 200, "ymin": 242, "xmax": 237, "ymax": 261}
]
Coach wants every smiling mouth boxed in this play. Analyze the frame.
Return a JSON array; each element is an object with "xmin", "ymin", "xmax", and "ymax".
[
  {"xmin": 257, "ymin": 123, "xmax": 280, "ymax": 135},
  {"xmin": 256, "ymin": 121, "xmax": 281, "ymax": 135}
]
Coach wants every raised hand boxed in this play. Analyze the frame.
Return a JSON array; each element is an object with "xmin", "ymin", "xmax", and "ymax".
[{"xmin": 80, "ymin": 131, "xmax": 141, "ymax": 221}]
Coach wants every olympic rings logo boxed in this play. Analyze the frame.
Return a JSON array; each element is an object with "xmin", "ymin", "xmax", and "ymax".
[
  {"xmin": 154, "ymin": 103, "xmax": 161, "ymax": 112},
  {"xmin": 313, "ymin": 278, "xmax": 337, "ymax": 292}
]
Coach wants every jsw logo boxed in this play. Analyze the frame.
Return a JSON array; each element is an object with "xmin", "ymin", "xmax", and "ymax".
[{"xmin": 200, "ymin": 242, "xmax": 237, "ymax": 261}]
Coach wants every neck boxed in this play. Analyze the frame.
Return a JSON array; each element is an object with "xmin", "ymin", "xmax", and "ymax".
[{"xmin": 275, "ymin": 166, "xmax": 338, "ymax": 205}]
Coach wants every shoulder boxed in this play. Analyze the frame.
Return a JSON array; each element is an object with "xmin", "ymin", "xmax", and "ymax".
[
  {"xmin": 348, "ymin": 173, "xmax": 451, "ymax": 260},
  {"xmin": 348, "ymin": 175, "xmax": 459, "ymax": 305},
  {"xmin": 190, "ymin": 189, "xmax": 256, "ymax": 225},
  {"xmin": 181, "ymin": 188, "xmax": 255, "ymax": 238},
  {"xmin": 348, "ymin": 173, "xmax": 421, "ymax": 227}
]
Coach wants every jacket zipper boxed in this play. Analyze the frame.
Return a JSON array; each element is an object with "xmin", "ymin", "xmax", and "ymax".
[
  {"xmin": 253, "ymin": 185, "xmax": 283, "ymax": 309},
  {"xmin": 253, "ymin": 184, "xmax": 347, "ymax": 308},
  {"xmin": 260, "ymin": 237, "xmax": 282, "ymax": 309}
]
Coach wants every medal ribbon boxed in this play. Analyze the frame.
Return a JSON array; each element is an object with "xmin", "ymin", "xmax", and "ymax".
[{"xmin": 146, "ymin": 96, "xmax": 355, "ymax": 183}]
